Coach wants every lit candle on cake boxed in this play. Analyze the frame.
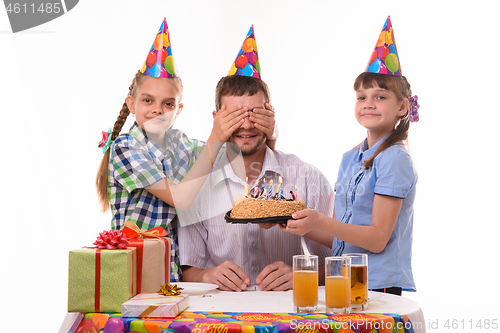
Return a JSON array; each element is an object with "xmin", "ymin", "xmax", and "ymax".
[
  {"xmin": 253, "ymin": 181, "xmax": 259, "ymax": 197},
  {"xmin": 245, "ymin": 177, "xmax": 250, "ymax": 197},
  {"xmin": 294, "ymin": 185, "xmax": 298, "ymax": 201},
  {"xmin": 268, "ymin": 179, "xmax": 273, "ymax": 200},
  {"xmin": 277, "ymin": 176, "xmax": 283, "ymax": 200},
  {"xmin": 259, "ymin": 178, "xmax": 266, "ymax": 198}
]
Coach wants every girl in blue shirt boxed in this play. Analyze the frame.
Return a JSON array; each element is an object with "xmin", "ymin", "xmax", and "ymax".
[
  {"xmin": 283, "ymin": 71, "xmax": 419, "ymax": 295},
  {"xmin": 282, "ymin": 16, "xmax": 419, "ymax": 295}
]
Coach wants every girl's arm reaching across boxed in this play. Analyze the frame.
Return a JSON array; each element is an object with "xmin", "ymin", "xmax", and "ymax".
[
  {"xmin": 281, "ymin": 194, "xmax": 403, "ymax": 253},
  {"xmin": 146, "ymin": 104, "xmax": 250, "ymax": 210}
]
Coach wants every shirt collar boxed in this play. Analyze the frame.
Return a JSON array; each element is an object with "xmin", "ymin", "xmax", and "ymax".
[
  {"xmin": 129, "ymin": 122, "xmax": 169, "ymax": 160},
  {"xmin": 260, "ymin": 146, "xmax": 283, "ymax": 179},
  {"xmin": 212, "ymin": 145, "xmax": 282, "ymax": 187},
  {"xmin": 356, "ymin": 134, "xmax": 391, "ymax": 163}
]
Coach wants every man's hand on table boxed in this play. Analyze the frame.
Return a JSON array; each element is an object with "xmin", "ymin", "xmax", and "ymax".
[
  {"xmin": 202, "ymin": 261, "xmax": 251, "ymax": 292},
  {"xmin": 256, "ymin": 261, "xmax": 293, "ymax": 291}
]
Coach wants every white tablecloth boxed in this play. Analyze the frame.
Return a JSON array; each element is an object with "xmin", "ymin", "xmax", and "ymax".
[
  {"xmin": 187, "ymin": 287, "xmax": 426, "ymax": 333},
  {"xmin": 60, "ymin": 288, "xmax": 426, "ymax": 333}
]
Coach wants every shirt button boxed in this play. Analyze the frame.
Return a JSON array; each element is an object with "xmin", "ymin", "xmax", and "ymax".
[
  {"xmin": 253, "ymin": 267, "xmax": 258, "ymax": 272},
  {"xmin": 251, "ymin": 242, "xmax": 256, "ymax": 248}
]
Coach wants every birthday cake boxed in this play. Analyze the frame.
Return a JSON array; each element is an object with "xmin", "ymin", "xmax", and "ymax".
[{"xmin": 230, "ymin": 195, "xmax": 305, "ymax": 219}]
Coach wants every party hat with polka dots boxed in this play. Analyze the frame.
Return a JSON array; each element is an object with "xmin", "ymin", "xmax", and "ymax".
[
  {"xmin": 140, "ymin": 18, "xmax": 178, "ymax": 78},
  {"xmin": 228, "ymin": 25, "xmax": 261, "ymax": 79},
  {"xmin": 365, "ymin": 16, "xmax": 401, "ymax": 76}
]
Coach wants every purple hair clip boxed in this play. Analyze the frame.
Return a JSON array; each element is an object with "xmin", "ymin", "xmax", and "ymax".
[{"xmin": 409, "ymin": 95, "xmax": 420, "ymax": 123}]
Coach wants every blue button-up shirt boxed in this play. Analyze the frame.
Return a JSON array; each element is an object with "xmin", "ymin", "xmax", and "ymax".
[{"xmin": 332, "ymin": 136, "xmax": 417, "ymax": 291}]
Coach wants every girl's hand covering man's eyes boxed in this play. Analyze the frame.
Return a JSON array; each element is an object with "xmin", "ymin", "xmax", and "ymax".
[{"xmin": 249, "ymin": 103, "xmax": 277, "ymax": 140}]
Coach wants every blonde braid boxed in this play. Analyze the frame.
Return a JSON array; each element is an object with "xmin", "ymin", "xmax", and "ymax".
[
  {"xmin": 96, "ymin": 71, "xmax": 144, "ymax": 213},
  {"xmin": 111, "ymin": 102, "xmax": 130, "ymax": 140}
]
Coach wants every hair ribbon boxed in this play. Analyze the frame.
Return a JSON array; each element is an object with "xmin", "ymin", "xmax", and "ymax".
[
  {"xmin": 98, "ymin": 128, "xmax": 113, "ymax": 154},
  {"xmin": 409, "ymin": 95, "xmax": 420, "ymax": 123}
]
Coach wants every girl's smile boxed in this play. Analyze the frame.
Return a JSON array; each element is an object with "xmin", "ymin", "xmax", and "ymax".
[{"xmin": 360, "ymin": 112, "xmax": 380, "ymax": 117}]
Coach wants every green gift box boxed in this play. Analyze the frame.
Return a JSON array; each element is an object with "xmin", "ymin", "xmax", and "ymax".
[{"xmin": 68, "ymin": 248, "xmax": 137, "ymax": 312}]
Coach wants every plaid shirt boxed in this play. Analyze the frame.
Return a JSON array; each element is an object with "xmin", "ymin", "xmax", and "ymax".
[{"xmin": 109, "ymin": 122, "xmax": 203, "ymax": 281}]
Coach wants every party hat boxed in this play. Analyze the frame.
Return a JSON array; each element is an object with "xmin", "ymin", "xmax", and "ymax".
[
  {"xmin": 140, "ymin": 18, "xmax": 178, "ymax": 78},
  {"xmin": 365, "ymin": 16, "xmax": 402, "ymax": 76},
  {"xmin": 228, "ymin": 25, "xmax": 261, "ymax": 79}
]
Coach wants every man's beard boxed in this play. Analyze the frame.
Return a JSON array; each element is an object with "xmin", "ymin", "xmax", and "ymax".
[
  {"xmin": 241, "ymin": 136, "xmax": 266, "ymax": 156},
  {"xmin": 228, "ymin": 134, "xmax": 266, "ymax": 156}
]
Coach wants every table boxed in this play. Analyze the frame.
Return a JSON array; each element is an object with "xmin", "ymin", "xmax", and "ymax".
[{"xmin": 60, "ymin": 288, "xmax": 426, "ymax": 333}]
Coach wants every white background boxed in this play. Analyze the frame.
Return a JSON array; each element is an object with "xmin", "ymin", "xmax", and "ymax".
[{"xmin": 1, "ymin": 0, "xmax": 499, "ymax": 331}]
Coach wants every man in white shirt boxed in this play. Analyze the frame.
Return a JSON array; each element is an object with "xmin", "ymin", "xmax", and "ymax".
[{"xmin": 178, "ymin": 75, "xmax": 334, "ymax": 292}]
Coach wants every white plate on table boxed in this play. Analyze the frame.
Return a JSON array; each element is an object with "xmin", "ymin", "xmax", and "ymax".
[{"xmin": 174, "ymin": 282, "xmax": 218, "ymax": 295}]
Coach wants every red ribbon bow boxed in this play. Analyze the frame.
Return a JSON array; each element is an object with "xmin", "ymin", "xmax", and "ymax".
[
  {"xmin": 122, "ymin": 221, "xmax": 167, "ymax": 239},
  {"xmin": 93, "ymin": 230, "xmax": 129, "ymax": 249}
]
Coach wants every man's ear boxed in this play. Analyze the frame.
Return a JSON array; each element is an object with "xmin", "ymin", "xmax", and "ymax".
[
  {"xmin": 126, "ymin": 95, "xmax": 135, "ymax": 114},
  {"xmin": 213, "ymin": 104, "xmax": 225, "ymax": 119}
]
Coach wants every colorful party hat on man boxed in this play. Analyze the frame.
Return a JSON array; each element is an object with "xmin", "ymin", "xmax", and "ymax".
[
  {"xmin": 365, "ymin": 16, "xmax": 402, "ymax": 76},
  {"xmin": 140, "ymin": 18, "xmax": 178, "ymax": 78},
  {"xmin": 228, "ymin": 25, "xmax": 261, "ymax": 79}
]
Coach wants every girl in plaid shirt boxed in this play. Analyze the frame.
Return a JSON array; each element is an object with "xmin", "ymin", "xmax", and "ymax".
[{"xmin": 95, "ymin": 19, "xmax": 276, "ymax": 281}]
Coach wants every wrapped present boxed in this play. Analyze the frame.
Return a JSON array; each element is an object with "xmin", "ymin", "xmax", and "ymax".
[
  {"xmin": 68, "ymin": 247, "xmax": 137, "ymax": 312},
  {"xmin": 122, "ymin": 293, "xmax": 189, "ymax": 318},
  {"xmin": 122, "ymin": 221, "xmax": 171, "ymax": 293}
]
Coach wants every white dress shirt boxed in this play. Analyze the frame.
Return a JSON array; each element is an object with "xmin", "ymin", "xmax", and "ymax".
[{"xmin": 178, "ymin": 145, "xmax": 334, "ymax": 284}]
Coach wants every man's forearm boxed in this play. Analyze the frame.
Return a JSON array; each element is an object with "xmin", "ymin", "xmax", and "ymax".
[{"xmin": 181, "ymin": 265, "xmax": 206, "ymax": 282}]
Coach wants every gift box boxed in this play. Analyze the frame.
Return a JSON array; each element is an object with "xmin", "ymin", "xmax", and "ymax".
[
  {"xmin": 122, "ymin": 221, "xmax": 171, "ymax": 293},
  {"xmin": 122, "ymin": 293, "xmax": 189, "ymax": 318},
  {"xmin": 68, "ymin": 248, "xmax": 137, "ymax": 312}
]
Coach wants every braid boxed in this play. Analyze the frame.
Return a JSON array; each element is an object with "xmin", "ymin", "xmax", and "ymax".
[
  {"xmin": 96, "ymin": 71, "xmax": 144, "ymax": 213},
  {"xmin": 111, "ymin": 102, "xmax": 130, "ymax": 140}
]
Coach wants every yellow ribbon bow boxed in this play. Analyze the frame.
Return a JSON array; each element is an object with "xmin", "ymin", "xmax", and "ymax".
[{"xmin": 158, "ymin": 284, "xmax": 183, "ymax": 296}]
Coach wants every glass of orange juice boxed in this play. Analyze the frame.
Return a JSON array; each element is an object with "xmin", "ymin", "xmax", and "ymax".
[
  {"xmin": 292, "ymin": 255, "xmax": 318, "ymax": 313},
  {"xmin": 325, "ymin": 256, "xmax": 351, "ymax": 314}
]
